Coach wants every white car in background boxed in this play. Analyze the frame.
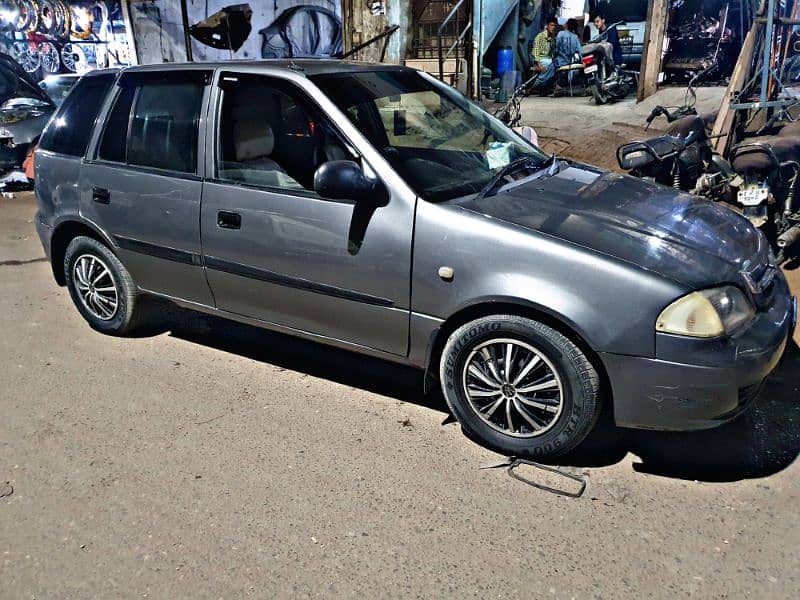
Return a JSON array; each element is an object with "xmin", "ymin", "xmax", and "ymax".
[{"xmin": 585, "ymin": 0, "xmax": 647, "ymax": 66}]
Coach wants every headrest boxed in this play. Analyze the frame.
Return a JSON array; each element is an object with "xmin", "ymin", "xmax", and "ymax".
[{"xmin": 233, "ymin": 119, "xmax": 275, "ymax": 161}]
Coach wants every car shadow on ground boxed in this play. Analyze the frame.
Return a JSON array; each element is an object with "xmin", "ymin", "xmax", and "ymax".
[
  {"xmin": 147, "ymin": 301, "xmax": 443, "ymax": 412},
  {"xmin": 150, "ymin": 301, "xmax": 799, "ymax": 483}
]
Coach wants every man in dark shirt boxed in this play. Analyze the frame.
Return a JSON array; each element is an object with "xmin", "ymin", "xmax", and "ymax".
[{"xmin": 593, "ymin": 12, "xmax": 623, "ymax": 66}]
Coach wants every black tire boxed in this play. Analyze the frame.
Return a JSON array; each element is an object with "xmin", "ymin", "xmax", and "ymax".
[
  {"xmin": 64, "ymin": 236, "xmax": 147, "ymax": 335},
  {"xmin": 590, "ymin": 62, "xmax": 609, "ymax": 104},
  {"xmin": 439, "ymin": 315, "xmax": 601, "ymax": 459}
]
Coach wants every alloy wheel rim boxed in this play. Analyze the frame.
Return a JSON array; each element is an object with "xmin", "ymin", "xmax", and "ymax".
[
  {"xmin": 73, "ymin": 254, "xmax": 119, "ymax": 321},
  {"xmin": 461, "ymin": 338, "xmax": 564, "ymax": 438}
]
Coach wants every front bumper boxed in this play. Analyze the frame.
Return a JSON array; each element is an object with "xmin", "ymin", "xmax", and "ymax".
[{"xmin": 601, "ymin": 277, "xmax": 795, "ymax": 431}]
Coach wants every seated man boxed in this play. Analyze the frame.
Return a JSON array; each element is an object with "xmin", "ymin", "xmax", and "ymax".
[
  {"xmin": 531, "ymin": 17, "xmax": 557, "ymax": 72},
  {"xmin": 531, "ymin": 19, "xmax": 581, "ymax": 92},
  {"xmin": 593, "ymin": 12, "xmax": 623, "ymax": 67}
]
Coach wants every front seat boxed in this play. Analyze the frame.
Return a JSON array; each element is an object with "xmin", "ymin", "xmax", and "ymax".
[{"xmin": 232, "ymin": 120, "xmax": 284, "ymax": 172}]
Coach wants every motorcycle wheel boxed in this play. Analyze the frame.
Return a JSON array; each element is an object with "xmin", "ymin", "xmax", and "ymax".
[{"xmin": 590, "ymin": 63, "xmax": 609, "ymax": 105}]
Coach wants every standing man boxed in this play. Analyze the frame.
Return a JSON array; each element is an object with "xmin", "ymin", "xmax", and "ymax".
[
  {"xmin": 532, "ymin": 17, "xmax": 558, "ymax": 72},
  {"xmin": 593, "ymin": 12, "xmax": 623, "ymax": 66}
]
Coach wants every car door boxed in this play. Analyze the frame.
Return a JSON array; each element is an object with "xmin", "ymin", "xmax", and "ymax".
[
  {"xmin": 200, "ymin": 71, "xmax": 414, "ymax": 356},
  {"xmin": 80, "ymin": 69, "xmax": 214, "ymax": 306}
]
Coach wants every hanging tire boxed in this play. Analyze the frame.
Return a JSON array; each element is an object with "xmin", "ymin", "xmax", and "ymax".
[
  {"xmin": 14, "ymin": 42, "xmax": 40, "ymax": 74},
  {"xmin": 14, "ymin": 0, "xmax": 39, "ymax": 33},
  {"xmin": 40, "ymin": 42, "xmax": 61, "ymax": 74},
  {"xmin": 61, "ymin": 43, "xmax": 86, "ymax": 72},
  {"xmin": 439, "ymin": 315, "xmax": 601, "ymax": 459},
  {"xmin": 56, "ymin": 0, "xmax": 71, "ymax": 37},
  {"xmin": 64, "ymin": 236, "xmax": 148, "ymax": 335},
  {"xmin": 39, "ymin": 0, "xmax": 57, "ymax": 34}
]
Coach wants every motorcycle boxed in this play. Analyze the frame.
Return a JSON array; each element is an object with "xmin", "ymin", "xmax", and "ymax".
[
  {"xmin": 617, "ymin": 109, "xmax": 731, "ymax": 196},
  {"xmin": 581, "ymin": 22, "xmax": 636, "ymax": 105},
  {"xmin": 617, "ymin": 106, "xmax": 800, "ymax": 261},
  {"xmin": 728, "ymin": 128, "xmax": 800, "ymax": 261}
]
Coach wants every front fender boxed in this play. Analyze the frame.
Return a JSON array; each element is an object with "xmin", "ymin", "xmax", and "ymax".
[{"xmin": 411, "ymin": 201, "xmax": 684, "ymax": 357}]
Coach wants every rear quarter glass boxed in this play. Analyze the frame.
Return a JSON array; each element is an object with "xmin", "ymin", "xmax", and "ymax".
[{"xmin": 38, "ymin": 73, "xmax": 116, "ymax": 157}]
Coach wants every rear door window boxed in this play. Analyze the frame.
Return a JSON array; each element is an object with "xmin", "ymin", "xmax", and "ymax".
[
  {"xmin": 95, "ymin": 71, "xmax": 207, "ymax": 174},
  {"xmin": 38, "ymin": 73, "xmax": 115, "ymax": 157},
  {"xmin": 97, "ymin": 86, "xmax": 135, "ymax": 163}
]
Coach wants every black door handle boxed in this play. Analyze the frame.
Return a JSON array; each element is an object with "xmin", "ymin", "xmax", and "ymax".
[
  {"xmin": 92, "ymin": 187, "xmax": 110, "ymax": 204},
  {"xmin": 217, "ymin": 211, "xmax": 241, "ymax": 230}
]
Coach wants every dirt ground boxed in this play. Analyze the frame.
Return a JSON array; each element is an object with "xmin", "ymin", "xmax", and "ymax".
[
  {"xmin": 518, "ymin": 86, "xmax": 727, "ymax": 171},
  {"xmin": 1, "ymin": 183, "xmax": 799, "ymax": 598}
]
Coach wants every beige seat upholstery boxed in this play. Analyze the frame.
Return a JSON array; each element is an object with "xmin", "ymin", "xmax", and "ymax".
[{"xmin": 233, "ymin": 120, "xmax": 284, "ymax": 173}]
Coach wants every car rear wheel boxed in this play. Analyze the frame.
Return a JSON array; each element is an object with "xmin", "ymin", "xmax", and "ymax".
[
  {"xmin": 64, "ymin": 236, "xmax": 147, "ymax": 335},
  {"xmin": 439, "ymin": 315, "xmax": 601, "ymax": 458}
]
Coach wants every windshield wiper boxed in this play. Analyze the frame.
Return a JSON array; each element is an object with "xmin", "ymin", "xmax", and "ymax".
[
  {"xmin": 474, "ymin": 154, "xmax": 563, "ymax": 201},
  {"xmin": 474, "ymin": 156, "xmax": 541, "ymax": 201}
]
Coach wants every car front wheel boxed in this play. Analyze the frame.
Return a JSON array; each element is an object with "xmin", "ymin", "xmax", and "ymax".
[
  {"xmin": 439, "ymin": 315, "xmax": 601, "ymax": 458},
  {"xmin": 64, "ymin": 236, "xmax": 147, "ymax": 335}
]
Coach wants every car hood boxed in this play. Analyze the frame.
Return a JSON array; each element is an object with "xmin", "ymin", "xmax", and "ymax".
[
  {"xmin": 0, "ymin": 53, "xmax": 54, "ymax": 107},
  {"xmin": 456, "ymin": 164, "xmax": 767, "ymax": 288}
]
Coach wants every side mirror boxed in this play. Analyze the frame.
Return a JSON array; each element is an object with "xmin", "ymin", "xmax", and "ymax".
[{"xmin": 313, "ymin": 160, "xmax": 389, "ymax": 206}]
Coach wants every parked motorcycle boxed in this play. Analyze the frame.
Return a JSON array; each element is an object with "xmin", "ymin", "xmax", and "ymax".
[
  {"xmin": 617, "ymin": 111, "xmax": 730, "ymax": 195},
  {"xmin": 617, "ymin": 106, "xmax": 800, "ymax": 261},
  {"xmin": 729, "ymin": 129, "xmax": 800, "ymax": 260},
  {"xmin": 581, "ymin": 22, "xmax": 636, "ymax": 104}
]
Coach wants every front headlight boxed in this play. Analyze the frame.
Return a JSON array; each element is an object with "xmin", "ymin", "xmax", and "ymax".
[{"xmin": 656, "ymin": 286, "xmax": 755, "ymax": 337}]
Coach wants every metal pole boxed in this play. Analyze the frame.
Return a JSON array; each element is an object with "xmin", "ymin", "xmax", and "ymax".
[
  {"xmin": 760, "ymin": 0, "xmax": 774, "ymax": 105},
  {"xmin": 180, "ymin": 0, "xmax": 193, "ymax": 62}
]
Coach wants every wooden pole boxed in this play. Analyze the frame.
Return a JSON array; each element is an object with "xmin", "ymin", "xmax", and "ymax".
[
  {"xmin": 711, "ymin": 22, "xmax": 761, "ymax": 155},
  {"xmin": 179, "ymin": 0, "xmax": 193, "ymax": 61},
  {"xmin": 637, "ymin": 0, "xmax": 668, "ymax": 102}
]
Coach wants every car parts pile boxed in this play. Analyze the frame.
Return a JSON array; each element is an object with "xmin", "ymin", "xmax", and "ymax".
[{"xmin": 663, "ymin": 1, "xmax": 749, "ymax": 84}]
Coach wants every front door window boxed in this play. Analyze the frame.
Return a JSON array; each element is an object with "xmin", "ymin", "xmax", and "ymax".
[{"xmin": 216, "ymin": 74, "xmax": 351, "ymax": 193}]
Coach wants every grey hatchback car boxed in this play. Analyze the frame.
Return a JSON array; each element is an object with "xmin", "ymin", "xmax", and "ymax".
[{"xmin": 34, "ymin": 61, "xmax": 796, "ymax": 458}]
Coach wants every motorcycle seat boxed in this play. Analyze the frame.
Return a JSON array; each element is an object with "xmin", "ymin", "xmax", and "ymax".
[
  {"xmin": 667, "ymin": 115, "xmax": 708, "ymax": 140},
  {"xmin": 778, "ymin": 121, "xmax": 800, "ymax": 138},
  {"xmin": 731, "ymin": 136, "xmax": 800, "ymax": 172}
]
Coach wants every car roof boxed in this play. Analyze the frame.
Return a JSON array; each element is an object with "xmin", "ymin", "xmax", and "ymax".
[{"xmin": 111, "ymin": 59, "xmax": 410, "ymax": 77}]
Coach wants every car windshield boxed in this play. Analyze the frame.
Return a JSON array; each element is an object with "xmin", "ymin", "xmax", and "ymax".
[{"xmin": 311, "ymin": 69, "xmax": 548, "ymax": 202}]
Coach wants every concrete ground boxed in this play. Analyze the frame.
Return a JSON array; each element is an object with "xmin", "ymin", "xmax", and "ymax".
[
  {"xmin": 518, "ymin": 86, "xmax": 728, "ymax": 171},
  {"xmin": 1, "ymin": 186, "xmax": 799, "ymax": 599}
]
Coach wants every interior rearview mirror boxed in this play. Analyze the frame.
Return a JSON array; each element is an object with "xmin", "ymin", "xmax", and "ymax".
[{"xmin": 313, "ymin": 160, "xmax": 389, "ymax": 206}]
